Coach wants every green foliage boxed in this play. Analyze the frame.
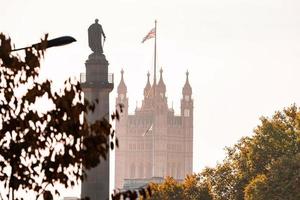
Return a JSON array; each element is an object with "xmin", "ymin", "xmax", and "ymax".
[
  {"xmin": 112, "ymin": 175, "xmax": 213, "ymax": 200},
  {"xmin": 245, "ymin": 154, "xmax": 300, "ymax": 200},
  {"xmin": 201, "ymin": 105, "xmax": 300, "ymax": 200},
  {"xmin": 149, "ymin": 177, "xmax": 184, "ymax": 200},
  {"xmin": 183, "ymin": 175, "xmax": 213, "ymax": 200},
  {"xmin": 244, "ymin": 174, "xmax": 267, "ymax": 200},
  {"xmin": 201, "ymin": 162, "xmax": 238, "ymax": 200},
  {"xmin": 0, "ymin": 33, "xmax": 117, "ymax": 199},
  {"xmin": 144, "ymin": 176, "xmax": 213, "ymax": 200}
]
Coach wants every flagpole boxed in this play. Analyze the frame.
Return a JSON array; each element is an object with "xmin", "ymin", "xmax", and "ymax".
[
  {"xmin": 154, "ymin": 20, "xmax": 157, "ymax": 87},
  {"xmin": 152, "ymin": 20, "xmax": 157, "ymax": 178}
]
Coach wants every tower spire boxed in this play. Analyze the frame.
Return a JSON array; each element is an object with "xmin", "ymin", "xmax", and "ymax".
[
  {"xmin": 183, "ymin": 70, "xmax": 192, "ymax": 96},
  {"xmin": 157, "ymin": 67, "xmax": 166, "ymax": 96},
  {"xmin": 144, "ymin": 71, "xmax": 152, "ymax": 98},
  {"xmin": 117, "ymin": 69, "xmax": 127, "ymax": 95}
]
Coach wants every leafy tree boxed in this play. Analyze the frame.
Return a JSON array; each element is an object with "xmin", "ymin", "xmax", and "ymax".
[
  {"xmin": 148, "ymin": 176, "xmax": 184, "ymax": 200},
  {"xmin": 183, "ymin": 175, "xmax": 213, "ymax": 200},
  {"xmin": 111, "ymin": 175, "xmax": 214, "ymax": 200},
  {"xmin": 140, "ymin": 175, "xmax": 213, "ymax": 200},
  {"xmin": 247, "ymin": 106, "xmax": 299, "ymax": 175},
  {"xmin": 245, "ymin": 153, "xmax": 300, "ymax": 200},
  {"xmin": 201, "ymin": 105, "xmax": 300, "ymax": 200},
  {"xmin": 0, "ymin": 33, "xmax": 118, "ymax": 199},
  {"xmin": 201, "ymin": 162, "xmax": 238, "ymax": 200},
  {"xmin": 244, "ymin": 174, "xmax": 267, "ymax": 200}
]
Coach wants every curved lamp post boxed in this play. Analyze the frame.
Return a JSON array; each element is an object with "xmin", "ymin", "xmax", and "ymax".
[{"xmin": 11, "ymin": 36, "xmax": 76, "ymax": 52}]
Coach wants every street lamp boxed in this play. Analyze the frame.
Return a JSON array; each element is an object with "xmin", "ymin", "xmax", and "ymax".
[{"xmin": 11, "ymin": 36, "xmax": 76, "ymax": 52}]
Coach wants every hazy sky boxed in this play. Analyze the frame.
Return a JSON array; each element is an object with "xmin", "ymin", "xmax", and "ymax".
[{"xmin": 2, "ymin": 0, "xmax": 300, "ymax": 198}]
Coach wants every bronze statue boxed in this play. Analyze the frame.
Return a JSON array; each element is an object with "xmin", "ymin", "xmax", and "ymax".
[{"xmin": 88, "ymin": 19, "xmax": 106, "ymax": 53}]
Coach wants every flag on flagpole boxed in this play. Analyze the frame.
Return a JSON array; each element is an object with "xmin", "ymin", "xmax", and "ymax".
[
  {"xmin": 142, "ymin": 124, "xmax": 153, "ymax": 136},
  {"xmin": 141, "ymin": 28, "xmax": 156, "ymax": 43}
]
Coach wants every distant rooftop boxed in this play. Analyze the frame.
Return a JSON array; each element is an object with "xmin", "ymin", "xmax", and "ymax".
[{"xmin": 123, "ymin": 177, "xmax": 183, "ymax": 190}]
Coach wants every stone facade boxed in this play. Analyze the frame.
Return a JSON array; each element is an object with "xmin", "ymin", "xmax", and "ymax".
[{"xmin": 115, "ymin": 69, "xmax": 193, "ymax": 189}]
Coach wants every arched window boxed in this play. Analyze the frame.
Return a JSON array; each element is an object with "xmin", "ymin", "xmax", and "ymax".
[
  {"xmin": 185, "ymin": 95, "xmax": 190, "ymax": 101},
  {"xmin": 171, "ymin": 163, "xmax": 176, "ymax": 177},
  {"xmin": 139, "ymin": 163, "xmax": 144, "ymax": 178},
  {"xmin": 130, "ymin": 163, "xmax": 135, "ymax": 178},
  {"xmin": 146, "ymin": 162, "xmax": 151, "ymax": 178},
  {"xmin": 184, "ymin": 109, "xmax": 190, "ymax": 117},
  {"xmin": 167, "ymin": 162, "xmax": 171, "ymax": 176},
  {"xmin": 177, "ymin": 163, "xmax": 181, "ymax": 179}
]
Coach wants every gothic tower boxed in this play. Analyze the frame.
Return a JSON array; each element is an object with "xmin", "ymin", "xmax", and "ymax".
[
  {"xmin": 81, "ymin": 20, "xmax": 113, "ymax": 200},
  {"xmin": 181, "ymin": 71, "xmax": 193, "ymax": 174},
  {"xmin": 115, "ymin": 69, "xmax": 128, "ymax": 189},
  {"xmin": 153, "ymin": 68, "xmax": 168, "ymax": 177},
  {"xmin": 115, "ymin": 69, "xmax": 193, "ymax": 189}
]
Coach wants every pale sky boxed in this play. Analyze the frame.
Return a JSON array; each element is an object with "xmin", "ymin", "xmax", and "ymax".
[{"xmin": 2, "ymin": 0, "xmax": 300, "ymax": 198}]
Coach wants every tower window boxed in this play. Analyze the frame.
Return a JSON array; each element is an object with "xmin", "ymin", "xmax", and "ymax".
[
  {"xmin": 184, "ymin": 109, "xmax": 190, "ymax": 117},
  {"xmin": 185, "ymin": 95, "xmax": 189, "ymax": 101}
]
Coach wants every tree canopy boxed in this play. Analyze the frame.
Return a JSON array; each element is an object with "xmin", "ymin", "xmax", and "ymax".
[
  {"xmin": 201, "ymin": 105, "xmax": 300, "ymax": 200},
  {"xmin": 144, "ymin": 175, "xmax": 213, "ymax": 200},
  {"xmin": 0, "ymin": 33, "xmax": 118, "ymax": 199}
]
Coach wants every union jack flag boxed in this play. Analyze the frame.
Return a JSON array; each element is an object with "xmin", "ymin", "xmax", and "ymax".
[
  {"xmin": 142, "ymin": 28, "xmax": 156, "ymax": 43},
  {"xmin": 142, "ymin": 124, "xmax": 153, "ymax": 136}
]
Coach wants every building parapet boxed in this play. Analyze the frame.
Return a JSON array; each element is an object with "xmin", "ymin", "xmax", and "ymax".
[
  {"xmin": 80, "ymin": 73, "xmax": 114, "ymax": 84},
  {"xmin": 80, "ymin": 73, "xmax": 114, "ymax": 90}
]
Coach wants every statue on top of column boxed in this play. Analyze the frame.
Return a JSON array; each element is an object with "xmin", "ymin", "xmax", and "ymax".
[{"xmin": 88, "ymin": 19, "xmax": 106, "ymax": 54}]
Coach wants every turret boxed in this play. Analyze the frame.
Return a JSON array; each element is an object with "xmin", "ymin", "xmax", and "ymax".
[
  {"xmin": 141, "ymin": 72, "xmax": 154, "ymax": 110},
  {"xmin": 181, "ymin": 70, "xmax": 193, "ymax": 118},
  {"xmin": 116, "ymin": 69, "xmax": 128, "ymax": 116},
  {"xmin": 117, "ymin": 69, "xmax": 127, "ymax": 97},
  {"xmin": 157, "ymin": 68, "xmax": 166, "ymax": 98},
  {"xmin": 115, "ymin": 69, "xmax": 129, "ymax": 189},
  {"xmin": 144, "ymin": 72, "xmax": 152, "ymax": 98},
  {"xmin": 181, "ymin": 70, "xmax": 193, "ymax": 175},
  {"xmin": 182, "ymin": 71, "xmax": 192, "ymax": 98}
]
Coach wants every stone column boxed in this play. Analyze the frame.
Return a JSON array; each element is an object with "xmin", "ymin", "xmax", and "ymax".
[{"xmin": 81, "ymin": 52, "xmax": 113, "ymax": 200}]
